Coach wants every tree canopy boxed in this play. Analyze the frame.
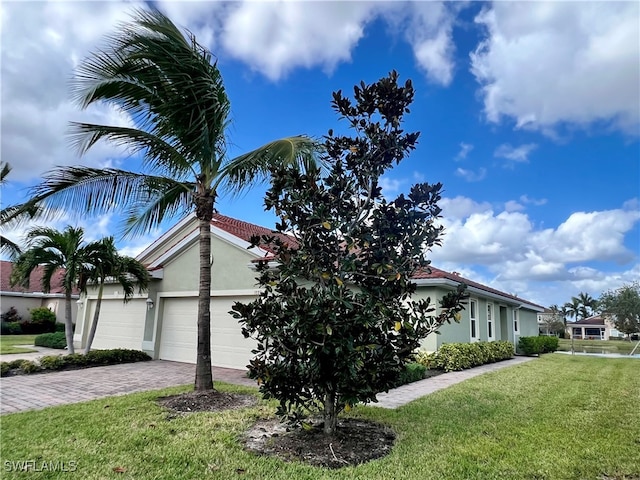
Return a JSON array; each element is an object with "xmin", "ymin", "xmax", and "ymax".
[
  {"xmin": 598, "ymin": 282, "xmax": 640, "ymax": 337},
  {"xmin": 232, "ymin": 71, "xmax": 467, "ymax": 436}
]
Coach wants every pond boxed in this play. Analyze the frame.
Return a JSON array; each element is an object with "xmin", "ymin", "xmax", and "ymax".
[{"xmin": 555, "ymin": 350, "xmax": 640, "ymax": 359}]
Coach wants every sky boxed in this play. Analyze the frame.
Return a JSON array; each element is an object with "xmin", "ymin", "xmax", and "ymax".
[{"xmin": 1, "ymin": 0, "xmax": 639, "ymax": 309}]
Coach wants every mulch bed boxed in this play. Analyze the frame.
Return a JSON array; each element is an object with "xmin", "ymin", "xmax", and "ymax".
[{"xmin": 157, "ymin": 390, "xmax": 257, "ymax": 414}]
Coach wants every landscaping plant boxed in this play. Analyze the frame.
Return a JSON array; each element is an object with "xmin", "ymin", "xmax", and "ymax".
[{"xmin": 232, "ymin": 71, "xmax": 467, "ymax": 435}]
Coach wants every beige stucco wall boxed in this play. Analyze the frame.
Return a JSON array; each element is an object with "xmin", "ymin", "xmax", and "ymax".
[{"xmin": 1, "ymin": 294, "xmax": 77, "ymax": 325}]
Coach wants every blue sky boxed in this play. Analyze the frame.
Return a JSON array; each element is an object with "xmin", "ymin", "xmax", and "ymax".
[{"xmin": 1, "ymin": 1, "xmax": 638, "ymax": 309}]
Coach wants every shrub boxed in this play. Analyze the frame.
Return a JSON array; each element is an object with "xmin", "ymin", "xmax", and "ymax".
[
  {"xmin": 34, "ymin": 332, "xmax": 67, "ymax": 349},
  {"xmin": 1, "ymin": 306, "xmax": 21, "ymax": 323},
  {"xmin": 395, "ymin": 362, "xmax": 427, "ymax": 387},
  {"xmin": 1, "ymin": 322, "xmax": 22, "ymax": 335},
  {"xmin": 419, "ymin": 340, "xmax": 515, "ymax": 372},
  {"xmin": 519, "ymin": 336, "xmax": 559, "ymax": 355},
  {"xmin": 39, "ymin": 355, "xmax": 66, "ymax": 371},
  {"xmin": 0, "ymin": 363, "xmax": 9, "ymax": 377},
  {"xmin": 20, "ymin": 307, "xmax": 57, "ymax": 334},
  {"xmin": 19, "ymin": 360, "xmax": 41, "ymax": 374},
  {"xmin": 7, "ymin": 359, "xmax": 25, "ymax": 369},
  {"xmin": 54, "ymin": 322, "xmax": 66, "ymax": 332},
  {"xmin": 63, "ymin": 354, "xmax": 89, "ymax": 367}
]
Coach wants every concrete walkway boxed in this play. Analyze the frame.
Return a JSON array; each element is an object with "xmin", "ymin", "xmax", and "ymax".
[
  {"xmin": 0, "ymin": 356, "xmax": 536, "ymax": 415},
  {"xmin": 0, "ymin": 345, "xmax": 70, "ymax": 363},
  {"xmin": 375, "ymin": 356, "xmax": 536, "ymax": 408}
]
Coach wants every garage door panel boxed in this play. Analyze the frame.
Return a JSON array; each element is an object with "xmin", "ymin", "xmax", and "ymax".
[
  {"xmin": 90, "ymin": 299, "xmax": 146, "ymax": 350},
  {"xmin": 159, "ymin": 296, "xmax": 257, "ymax": 369}
]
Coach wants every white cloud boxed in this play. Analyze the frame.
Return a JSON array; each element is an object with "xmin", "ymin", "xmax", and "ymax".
[
  {"xmin": 494, "ymin": 143, "xmax": 537, "ymax": 164},
  {"xmin": 455, "ymin": 167, "xmax": 487, "ymax": 182},
  {"xmin": 379, "ymin": 177, "xmax": 404, "ymax": 196},
  {"xmin": 220, "ymin": 1, "xmax": 378, "ymax": 81},
  {"xmin": 429, "ymin": 197, "xmax": 640, "ymax": 305},
  {"xmin": 1, "ymin": 2, "xmax": 140, "ymax": 182},
  {"xmin": 455, "ymin": 142, "xmax": 474, "ymax": 161},
  {"xmin": 470, "ymin": 2, "xmax": 640, "ymax": 134},
  {"xmin": 520, "ymin": 195, "xmax": 547, "ymax": 207}
]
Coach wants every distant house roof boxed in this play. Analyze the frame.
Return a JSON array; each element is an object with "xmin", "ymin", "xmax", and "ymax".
[
  {"xmin": 569, "ymin": 315, "xmax": 606, "ymax": 326},
  {"xmin": 0, "ymin": 260, "xmax": 78, "ymax": 295},
  {"xmin": 412, "ymin": 266, "xmax": 545, "ymax": 311}
]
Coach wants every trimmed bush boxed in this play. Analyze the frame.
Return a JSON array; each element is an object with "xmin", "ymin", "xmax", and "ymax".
[
  {"xmin": 1, "ymin": 306, "xmax": 21, "ymax": 323},
  {"xmin": 395, "ymin": 362, "xmax": 427, "ymax": 387},
  {"xmin": 416, "ymin": 341, "xmax": 515, "ymax": 372},
  {"xmin": 54, "ymin": 322, "xmax": 66, "ymax": 332},
  {"xmin": 518, "ymin": 336, "xmax": 559, "ymax": 355},
  {"xmin": 0, "ymin": 349, "xmax": 151, "ymax": 376},
  {"xmin": 39, "ymin": 355, "xmax": 66, "ymax": 370},
  {"xmin": 34, "ymin": 332, "xmax": 67, "ymax": 349},
  {"xmin": 19, "ymin": 360, "xmax": 41, "ymax": 374},
  {"xmin": 1, "ymin": 322, "xmax": 22, "ymax": 335}
]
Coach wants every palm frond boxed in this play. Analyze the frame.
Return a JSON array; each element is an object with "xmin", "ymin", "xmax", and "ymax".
[
  {"xmin": 0, "ymin": 235, "xmax": 22, "ymax": 258},
  {"xmin": 71, "ymin": 7, "xmax": 231, "ymax": 177},
  {"xmin": 122, "ymin": 177, "xmax": 194, "ymax": 237},
  {"xmin": 68, "ymin": 123, "xmax": 196, "ymax": 180},
  {"xmin": 218, "ymin": 136, "xmax": 326, "ymax": 194},
  {"xmin": 30, "ymin": 167, "xmax": 191, "ymax": 230},
  {"xmin": 0, "ymin": 162, "xmax": 11, "ymax": 184}
]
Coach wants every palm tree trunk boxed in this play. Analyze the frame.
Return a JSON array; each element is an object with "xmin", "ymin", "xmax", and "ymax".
[
  {"xmin": 323, "ymin": 390, "xmax": 337, "ymax": 436},
  {"xmin": 64, "ymin": 290, "xmax": 75, "ymax": 354},
  {"xmin": 84, "ymin": 281, "xmax": 104, "ymax": 354},
  {"xmin": 195, "ymin": 214, "xmax": 214, "ymax": 391}
]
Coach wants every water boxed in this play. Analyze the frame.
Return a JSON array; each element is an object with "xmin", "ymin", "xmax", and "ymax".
[{"xmin": 555, "ymin": 350, "xmax": 640, "ymax": 359}]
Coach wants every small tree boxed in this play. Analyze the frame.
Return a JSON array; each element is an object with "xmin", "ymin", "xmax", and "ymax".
[
  {"xmin": 232, "ymin": 72, "xmax": 467, "ymax": 436},
  {"xmin": 598, "ymin": 282, "xmax": 640, "ymax": 339}
]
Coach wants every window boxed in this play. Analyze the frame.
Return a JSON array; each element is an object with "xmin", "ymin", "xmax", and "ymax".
[
  {"xmin": 513, "ymin": 308, "xmax": 520, "ymax": 335},
  {"xmin": 470, "ymin": 299, "xmax": 479, "ymax": 342},
  {"xmin": 487, "ymin": 303, "xmax": 494, "ymax": 341}
]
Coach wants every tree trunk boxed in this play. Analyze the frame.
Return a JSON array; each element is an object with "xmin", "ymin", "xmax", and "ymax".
[
  {"xmin": 323, "ymin": 390, "xmax": 337, "ymax": 436},
  {"xmin": 195, "ymin": 198, "xmax": 214, "ymax": 391},
  {"xmin": 84, "ymin": 281, "xmax": 104, "ymax": 354},
  {"xmin": 64, "ymin": 290, "xmax": 75, "ymax": 354}
]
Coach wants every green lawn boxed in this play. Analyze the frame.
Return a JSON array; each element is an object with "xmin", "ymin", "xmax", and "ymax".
[
  {"xmin": 558, "ymin": 338, "xmax": 639, "ymax": 354},
  {"xmin": 0, "ymin": 335, "xmax": 38, "ymax": 355},
  {"xmin": 1, "ymin": 355, "xmax": 638, "ymax": 479}
]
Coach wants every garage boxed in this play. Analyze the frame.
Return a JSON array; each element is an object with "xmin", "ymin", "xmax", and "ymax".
[
  {"xmin": 159, "ymin": 296, "xmax": 258, "ymax": 369},
  {"xmin": 89, "ymin": 298, "xmax": 147, "ymax": 350}
]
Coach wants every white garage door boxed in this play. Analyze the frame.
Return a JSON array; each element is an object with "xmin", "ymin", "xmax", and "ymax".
[
  {"xmin": 90, "ymin": 298, "xmax": 146, "ymax": 350},
  {"xmin": 159, "ymin": 296, "xmax": 257, "ymax": 369}
]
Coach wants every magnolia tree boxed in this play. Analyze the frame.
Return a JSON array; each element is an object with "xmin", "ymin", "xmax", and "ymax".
[{"xmin": 231, "ymin": 72, "xmax": 467, "ymax": 436}]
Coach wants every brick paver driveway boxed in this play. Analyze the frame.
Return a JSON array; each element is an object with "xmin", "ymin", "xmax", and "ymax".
[{"xmin": 0, "ymin": 361, "xmax": 256, "ymax": 415}]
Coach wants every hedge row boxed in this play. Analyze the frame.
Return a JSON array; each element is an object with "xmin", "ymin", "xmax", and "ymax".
[
  {"xmin": 415, "ymin": 340, "xmax": 515, "ymax": 372},
  {"xmin": 0, "ymin": 349, "xmax": 152, "ymax": 377},
  {"xmin": 518, "ymin": 336, "xmax": 559, "ymax": 355},
  {"xmin": 35, "ymin": 331, "xmax": 68, "ymax": 349},
  {"xmin": 394, "ymin": 362, "xmax": 427, "ymax": 387}
]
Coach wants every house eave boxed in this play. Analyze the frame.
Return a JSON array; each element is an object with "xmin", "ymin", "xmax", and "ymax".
[{"xmin": 0, "ymin": 291, "xmax": 79, "ymax": 300}]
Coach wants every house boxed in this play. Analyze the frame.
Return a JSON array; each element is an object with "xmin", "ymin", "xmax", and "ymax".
[
  {"xmin": 567, "ymin": 315, "xmax": 623, "ymax": 340},
  {"xmin": 75, "ymin": 213, "xmax": 544, "ymax": 369},
  {"xmin": 0, "ymin": 260, "xmax": 79, "ymax": 325}
]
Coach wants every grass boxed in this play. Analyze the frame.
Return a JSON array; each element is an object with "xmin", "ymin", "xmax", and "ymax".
[
  {"xmin": 558, "ymin": 338, "xmax": 639, "ymax": 354},
  {"xmin": 0, "ymin": 335, "xmax": 38, "ymax": 355},
  {"xmin": 1, "ymin": 355, "xmax": 639, "ymax": 479}
]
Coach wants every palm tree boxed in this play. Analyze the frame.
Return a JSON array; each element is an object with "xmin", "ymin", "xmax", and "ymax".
[
  {"xmin": 80, "ymin": 237, "xmax": 150, "ymax": 354},
  {"xmin": 30, "ymin": 8, "xmax": 321, "ymax": 391},
  {"xmin": 564, "ymin": 297, "xmax": 582, "ymax": 321},
  {"xmin": 10, "ymin": 226, "xmax": 102, "ymax": 354},
  {"xmin": 576, "ymin": 292, "xmax": 598, "ymax": 317}
]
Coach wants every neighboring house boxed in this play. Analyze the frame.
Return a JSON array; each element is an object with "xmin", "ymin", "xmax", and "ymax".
[
  {"xmin": 414, "ymin": 268, "xmax": 543, "ymax": 352},
  {"xmin": 567, "ymin": 315, "xmax": 623, "ymax": 340},
  {"xmin": 75, "ymin": 213, "xmax": 544, "ymax": 369},
  {"xmin": 0, "ymin": 260, "xmax": 79, "ymax": 324}
]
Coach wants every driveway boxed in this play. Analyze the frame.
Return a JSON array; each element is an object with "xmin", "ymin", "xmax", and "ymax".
[{"xmin": 0, "ymin": 360, "xmax": 256, "ymax": 415}]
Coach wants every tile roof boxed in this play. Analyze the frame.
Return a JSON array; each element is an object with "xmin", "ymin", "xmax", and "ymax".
[
  {"xmin": 212, "ymin": 213, "xmax": 298, "ymax": 254},
  {"xmin": 569, "ymin": 315, "xmax": 606, "ymax": 326},
  {"xmin": 0, "ymin": 260, "xmax": 75, "ymax": 295},
  {"xmin": 413, "ymin": 265, "xmax": 545, "ymax": 310}
]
